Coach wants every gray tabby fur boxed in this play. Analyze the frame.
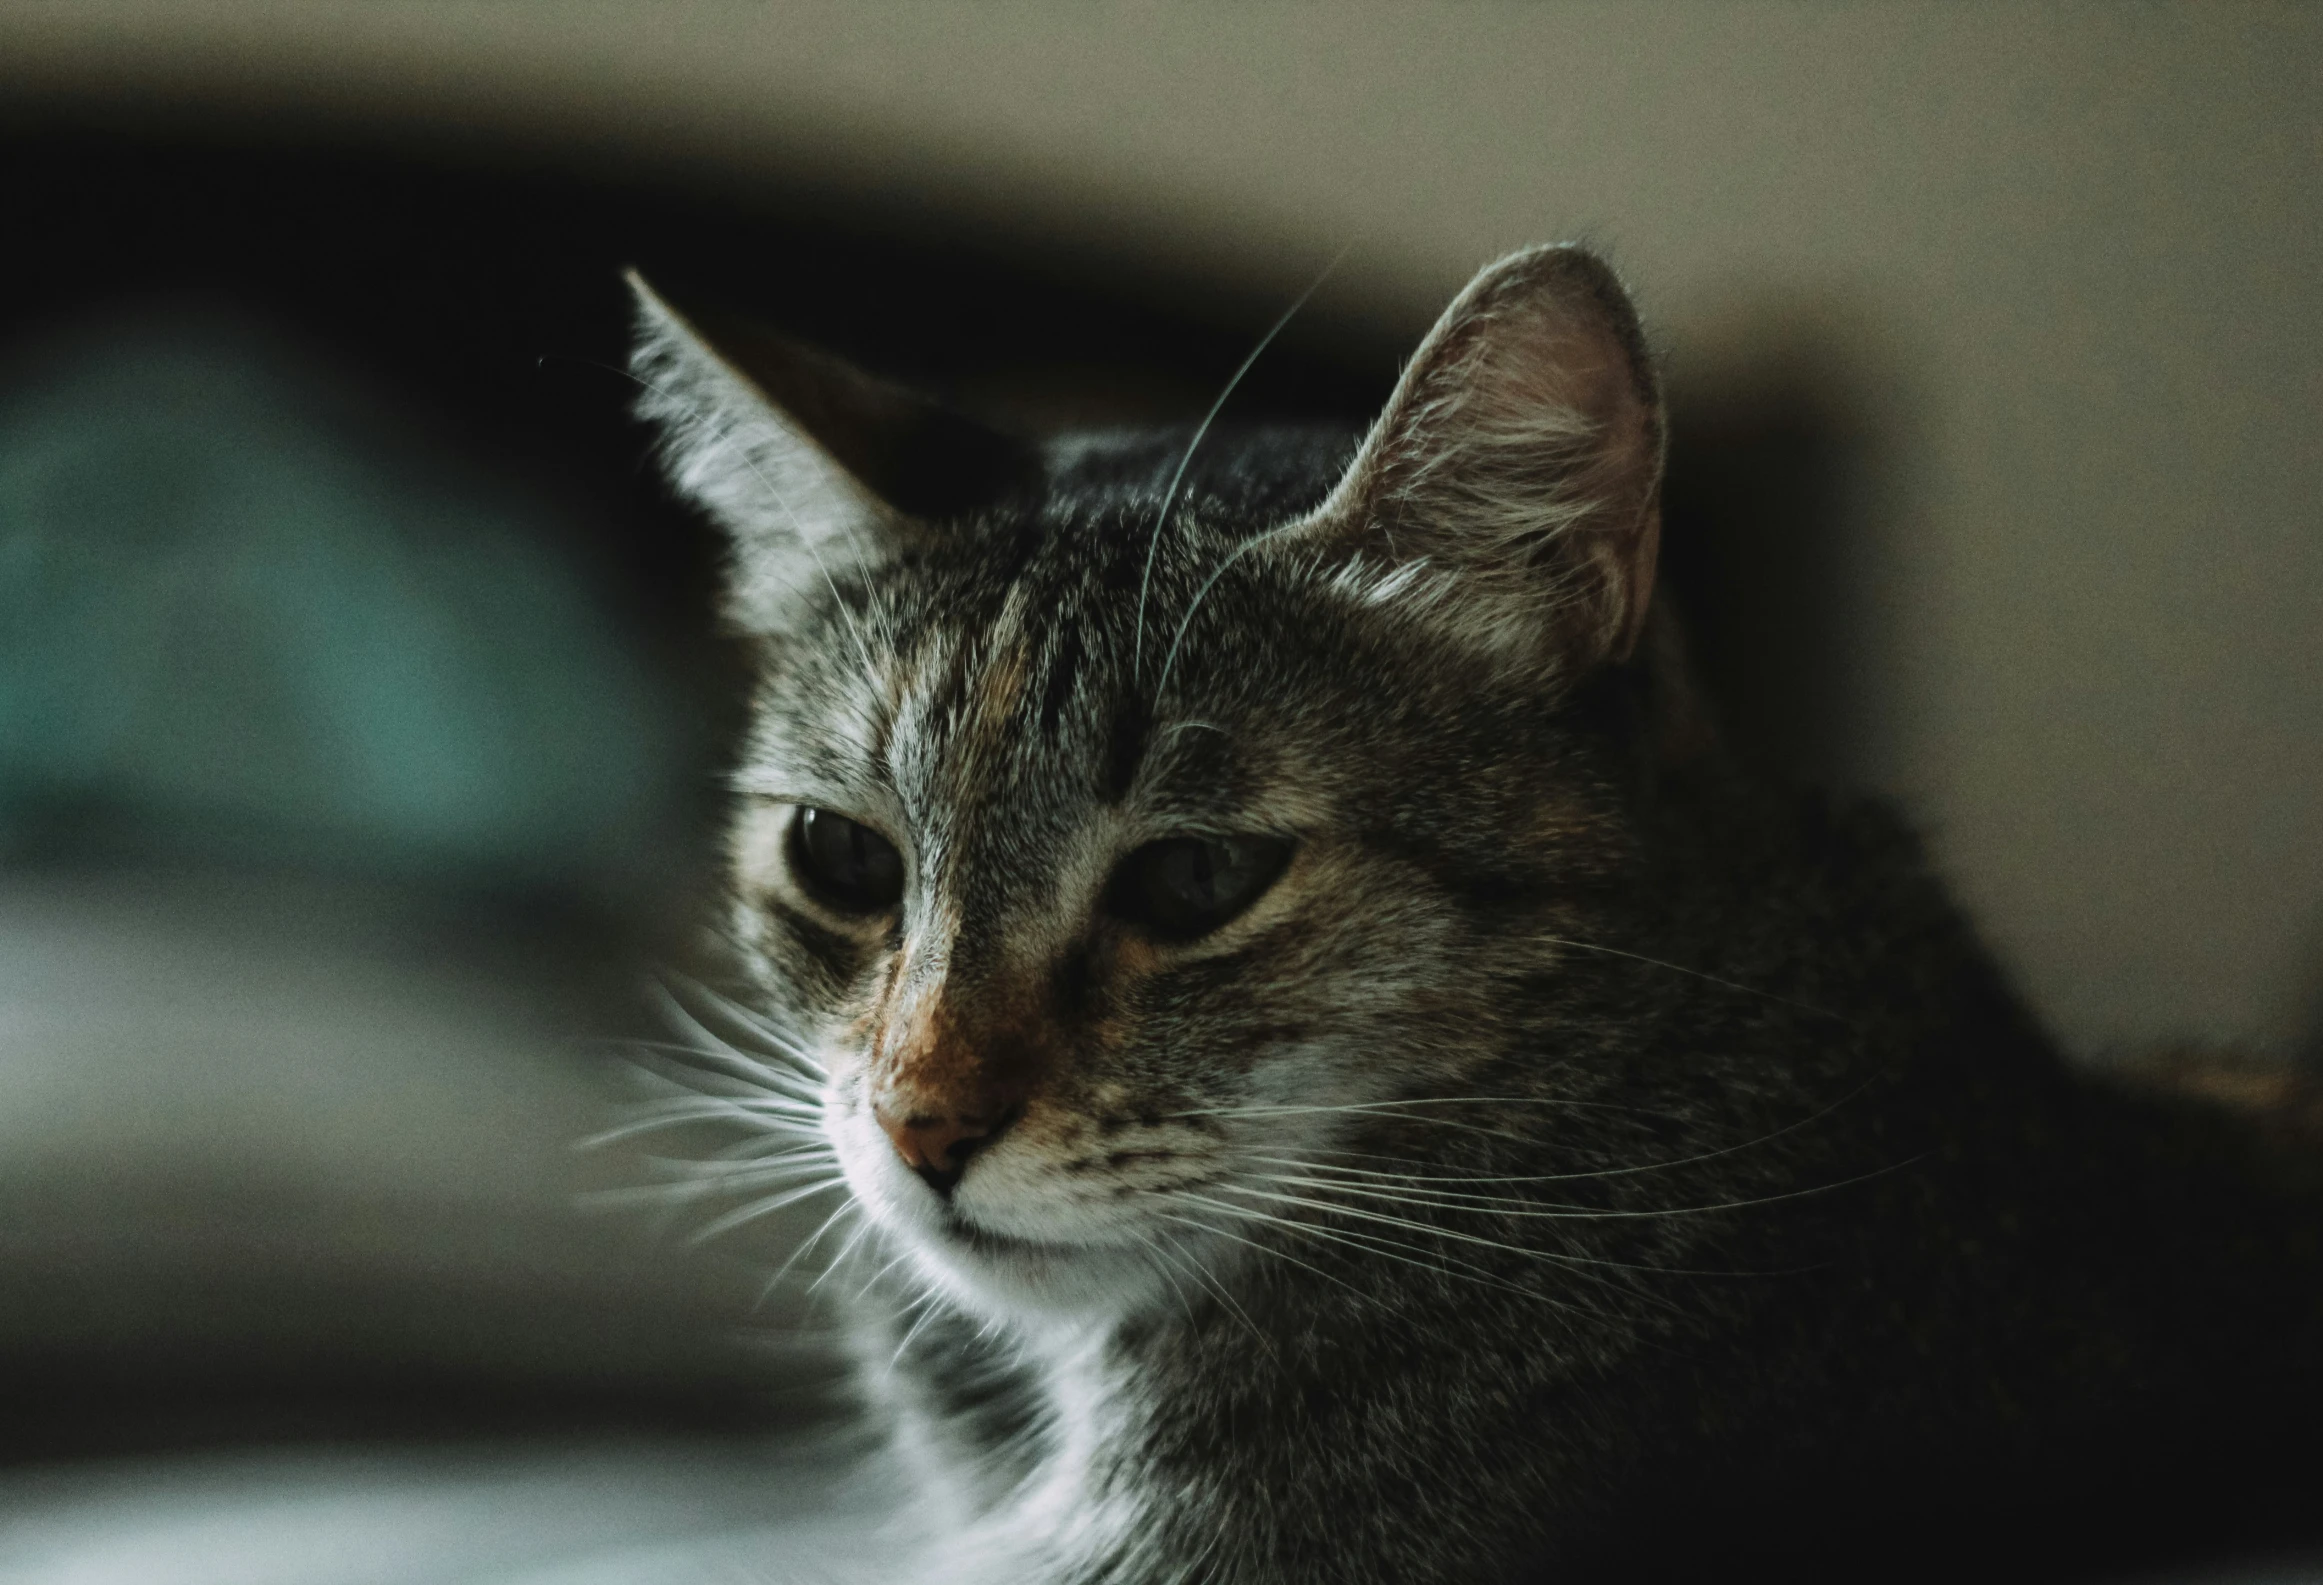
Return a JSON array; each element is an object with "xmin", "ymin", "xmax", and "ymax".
[{"xmin": 629, "ymin": 247, "xmax": 2323, "ymax": 1583}]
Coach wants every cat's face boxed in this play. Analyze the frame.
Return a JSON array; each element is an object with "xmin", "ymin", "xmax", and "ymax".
[{"xmin": 633, "ymin": 247, "xmax": 1666, "ymax": 1327}]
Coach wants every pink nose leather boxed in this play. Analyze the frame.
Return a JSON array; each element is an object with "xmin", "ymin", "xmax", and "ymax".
[
  {"xmin": 876, "ymin": 1102, "xmax": 1010, "ymax": 1184},
  {"xmin": 871, "ymin": 977, "xmax": 1045, "ymax": 1194}
]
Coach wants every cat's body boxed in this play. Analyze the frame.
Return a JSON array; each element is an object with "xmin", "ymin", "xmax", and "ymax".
[{"xmin": 629, "ymin": 248, "xmax": 2323, "ymax": 1583}]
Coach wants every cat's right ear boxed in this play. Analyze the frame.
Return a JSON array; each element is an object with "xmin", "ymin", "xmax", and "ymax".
[
  {"xmin": 626, "ymin": 271, "xmax": 1032, "ymax": 632},
  {"xmin": 1291, "ymin": 245, "xmax": 1666, "ymax": 680}
]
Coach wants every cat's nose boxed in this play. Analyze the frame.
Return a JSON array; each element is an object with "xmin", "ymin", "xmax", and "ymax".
[{"xmin": 875, "ymin": 1100, "xmax": 1020, "ymax": 1198}]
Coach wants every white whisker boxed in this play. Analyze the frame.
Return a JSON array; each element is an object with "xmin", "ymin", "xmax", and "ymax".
[
  {"xmin": 648, "ymin": 976, "xmax": 825, "ymax": 1085},
  {"xmin": 1144, "ymin": 1226, "xmax": 1271, "ymax": 1353},
  {"xmin": 1531, "ymin": 933, "xmax": 1844, "ymax": 1022},
  {"xmin": 1174, "ymin": 1193, "xmax": 1577, "ymax": 1314},
  {"xmin": 811, "ymin": 1219, "xmax": 884, "ymax": 1300},
  {"xmin": 1132, "ymin": 247, "xmax": 1348, "ymax": 685},
  {"xmin": 662, "ymin": 970, "xmax": 833, "ymax": 1075},
  {"xmin": 759, "ymin": 1199, "xmax": 862, "ymax": 1303},
  {"xmin": 888, "ymin": 1285, "xmax": 951, "ymax": 1366},
  {"xmin": 613, "ymin": 1040, "xmax": 825, "ymax": 1104},
  {"xmin": 685, "ymin": 1175, "xmax": 852, "ymax": 1245},
  {"xmin": 1152, "ymin": 517, "xmax": 1312, "ymax": 710},
  {"xmin": 1150, "ymin": 1207, "xmax": 1370, "ymax": 1304}
]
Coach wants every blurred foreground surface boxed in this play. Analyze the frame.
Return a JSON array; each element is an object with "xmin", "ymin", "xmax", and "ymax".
[
  {"xmin": 0, "ymin": 870, "xmax": 915, "ymax": 1584},
  {"xmin": 0, "ymin": 319, "xmax": 894, "ymax": 1581}
]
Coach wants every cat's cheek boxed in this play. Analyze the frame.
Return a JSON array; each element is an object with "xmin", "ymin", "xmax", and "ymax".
[{"xmin": 729, "ymin": 800, "xmax": 791, "ymax": 895}]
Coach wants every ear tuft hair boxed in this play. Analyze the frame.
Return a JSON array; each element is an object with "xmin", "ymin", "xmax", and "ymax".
[
  {"xmin": 626, "ymin": 271, "xmax": 1031, "ymax": 633},
  {"xmin": 628, "ymin": 271, "xmax": 901, "ymax": 633},
  {"xmin": 1296, "ymin": 245, "xmax": 1666, "ymax": 676}
]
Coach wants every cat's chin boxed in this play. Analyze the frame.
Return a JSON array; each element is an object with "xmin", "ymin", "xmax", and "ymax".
[
  {"xmin": 872, "ymin": 1187, "xmax": 1168, "ymax": 1327},
  {"xmin": 831, "ymin": 1106, "xmax": 1171, "ymax": 1327},
  {"xmin": 893, "ymin": 1211, "xmax": 1168, "ymax": 1328}
]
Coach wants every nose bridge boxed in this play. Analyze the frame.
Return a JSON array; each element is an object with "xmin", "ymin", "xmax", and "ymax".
[
  {"xmin": 869, "ymin": 893, "xmax": 1057, "ymax": 1192},
  {"xmin": 870, "ymin": 656, "xmax": 1085, "ymax": 1188},
  {"xmin": 926, "ymin": 786, "xmax": 1069, "ymax": 981},
  {"xmin": 875, "ymin": 911, "xmax": 1040, "ymax": 1093},
  {"xmin": 895, "ymin": 840, "xmax": 1020, "ymax": 1008}
]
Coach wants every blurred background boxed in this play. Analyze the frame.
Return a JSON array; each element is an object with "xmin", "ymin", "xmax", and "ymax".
[{"xmin": 0, "ymin": 3, "xmax": 2317, "ymax": 1580}]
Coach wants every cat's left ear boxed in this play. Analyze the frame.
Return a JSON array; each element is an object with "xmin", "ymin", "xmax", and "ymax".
[
  {"xmin": 1297, "ymin": 244, "xmax": 1665, "ymax": 674},
  {"xmin": 626, "ymin": 270, "xmax": 1033, "ymax": 632}
]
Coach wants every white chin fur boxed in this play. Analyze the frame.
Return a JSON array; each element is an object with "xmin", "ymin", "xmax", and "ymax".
[{"xmin": 828, "ymin": 1103, "xmax": 1169, "ymax": 1329}]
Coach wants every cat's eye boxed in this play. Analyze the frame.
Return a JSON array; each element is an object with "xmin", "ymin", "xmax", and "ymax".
[
  {"xmin": 789, "ymin": 807, "xmax": 905, "ymax": 915},
  {"xmin": 1107, "ymin": 835, "xmax": 1292, "ymax": 942}
]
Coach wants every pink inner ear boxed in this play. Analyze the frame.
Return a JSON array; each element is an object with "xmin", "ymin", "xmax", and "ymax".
[
  {"xmin": 1310, "ymin": 245, "xmax": 1666, "ymax": 672},
  {"xmin": 1479, "ymin": 302, "xmax": 1665, "ymax": 662}
]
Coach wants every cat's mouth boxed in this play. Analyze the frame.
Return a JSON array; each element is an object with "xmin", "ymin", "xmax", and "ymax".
[
  {"xmin": 833, "ymin": 1101, "xmax": 1182, "ymax": 1319},
  {"xmin": 939, "ymin": 1211, "xmax": 1075, "ymax": 1260},
  {"xmin": 930, "ymin": 1183, "xmax": 1144, "ymax": 1264},
  {"xmin": 888, "ymin": 1190, "xmax": 1179, "ymax": 1324}
]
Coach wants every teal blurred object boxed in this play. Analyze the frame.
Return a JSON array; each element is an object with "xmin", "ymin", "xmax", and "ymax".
[{"xmin": 0, "ymin": 314, "xmax": 684, "ymax": 901}]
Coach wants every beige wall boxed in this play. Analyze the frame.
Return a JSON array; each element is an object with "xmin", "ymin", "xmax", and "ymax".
[{"xmin": 9, "ymin": 1, "xmax": 2319, "ymax": 1057}]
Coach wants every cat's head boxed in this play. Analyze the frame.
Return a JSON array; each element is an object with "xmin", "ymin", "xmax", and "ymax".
[{"xmin": 633, "ymin": 247, "xmax": 1669, "ymax": 1328}]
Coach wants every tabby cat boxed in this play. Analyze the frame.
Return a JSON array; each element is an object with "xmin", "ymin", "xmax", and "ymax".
[{"xmin": 629, "ymin": 246, "xmax": 2322, "ymax": 1584}]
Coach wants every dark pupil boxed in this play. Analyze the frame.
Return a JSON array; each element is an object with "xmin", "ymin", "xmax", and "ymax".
[
  {"xmin": 794, "ymin": 807, "xmax": 904, "ymax": 911},
  {"xmin": 1120, "ymin": 835, "xmax": 1289, "ymax": 940},
  {"xmin": 1162, "ymin": 842, "xmax": 1226, "ymax": 910}
]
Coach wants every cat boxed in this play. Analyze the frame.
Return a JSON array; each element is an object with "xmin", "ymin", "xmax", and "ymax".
[{"xmin": 626, "ymin": 245, "xmax": 2323, "ymax": 1584}]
